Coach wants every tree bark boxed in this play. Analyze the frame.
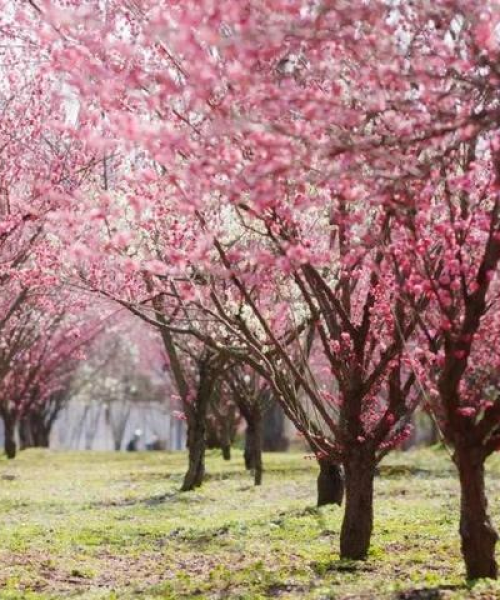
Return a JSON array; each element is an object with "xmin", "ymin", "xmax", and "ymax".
[
  {"xmin": 244, "ymin": 422, "xmax": 256, "ymax": 470},
  {"xmin": 181, "ymin": 414, "xmax": 206, "ymax": 491},
  {"xmin": 242, "ymin": 412, "xmax": 263, "ymax": 484},
  {"xmin": 253, "ymin": 415, "xmax": 263, "ymax": 486},
  {"xmin": 220, "ymin": 418, "xmax": 231, "ymax": 461},
  {"xmin": 180, "ymin": 361, "xmax": 214, "ymax": 492},
  {"xmin": 340, "ymin": 454, "xmax": 376, "ymax": 560},
  {"xmin": 3, "ymin": 414, "xmax": 17, "ymax": 459},
  {"xmin": 317, "ymin": 459, "xmax": 344, "ymax": 507},
  {"xmin": 455, "ymin": 449, "xmax": 498, "ymax": 579}
]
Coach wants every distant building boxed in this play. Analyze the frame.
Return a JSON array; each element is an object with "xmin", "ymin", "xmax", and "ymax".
[{"xmin": 0, "ymin": 399, "xmax": 186, "ymax": 452}]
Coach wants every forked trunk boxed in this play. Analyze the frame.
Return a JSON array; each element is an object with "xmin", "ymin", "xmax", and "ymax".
[
  {"xmin": 317, "ymin": 459, "xmax": 344, "ymax": 507},
  {"xmin": 455, "ymin": 449, "xmax": 498, "ymax": 579},
  {"xmin": 340, "ymin": 453, "xmax": 376, "ymax": 560}
]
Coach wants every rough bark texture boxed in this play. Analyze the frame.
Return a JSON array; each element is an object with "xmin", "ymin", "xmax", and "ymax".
[
  {"xmin": 181, "ymin": 405, "xmax": 207, "ymax": 491},
  {"xmin": 340, "ymin": 454, "xmax": 376, "ymax": 560},
  {"xmin": 180, "ymin": 360, "xmax": 215, "ymax": 492},
  {"xmin": 455, "ymin": 449, "xmax": 498, "ymax": 579},
  {"xmin": 3, "ymin": 414, "xmax": 17, "ymax": 459},
  {"xmin": 317, "ymin": 459, "xmax": 344, "ymax": 507}
]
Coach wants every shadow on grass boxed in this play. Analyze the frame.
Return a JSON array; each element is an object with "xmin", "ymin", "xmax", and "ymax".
[
  {"xmin": 378, "ymin": 465, "xmax": 454, "ymax": 479},
  {"xmin": 310, "ymin": 558, "xmax": 376, "ymax": 577},
  {"xmin": 90, "ymin": 490, "xmax": 185, "ymax": 509},
  {"xmin": 396, "ymin": 585, "xmax": 462, "ymax": 599}
]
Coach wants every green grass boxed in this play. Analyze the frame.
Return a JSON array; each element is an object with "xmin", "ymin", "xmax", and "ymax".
[{"xmin": 0, "ymin": 448, "xmax": 500, "ymax": 599}]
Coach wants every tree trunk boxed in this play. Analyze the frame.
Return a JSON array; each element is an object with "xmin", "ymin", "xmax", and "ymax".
[
  {"xmin": 317, "ymin": 459, "xmax": 344, "ymax": 507},
  {"xmin": 35, "ymin": 428, "xmax": 50, "ymax": 448},
  {"xmin": 3, "ymin": 415, "xmax": 17, "ymax": 459},
  {"xmin": 222, "ymin": 443, "xmax": 231, "ymax": 461},
  {"xmin": 220, "ymin": 419, "xmax": 231, "ymax": 461},
  {"xmin": 455, "ymin": 449, "xmax": 498, "ymax": 579},
  {"xmin": 253, "ymin": 415, "xmax": 263, "ymax": 486},
  {"xmin": 20, "ymin": 414, "xmax": 51, "ymax": 449},
  {"xmin": 340, "ymin": 454, "xmax": 376, "ymax": 560},
  {"xmin": 181, "ymin": 364, "xmax": 214, "ymax": 492},
  {"xmin": 244, "ymin": 423, "xmax": 256, "ymax": 470},
  {"xmin": 19, "ymin": 417, "xmax": 34, "ymax": 450},
  {"xmin": 181, "ymin": 416, "xmax": 205, "ymax": 491}
]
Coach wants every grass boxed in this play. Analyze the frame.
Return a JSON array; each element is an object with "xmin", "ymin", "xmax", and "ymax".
[{"xmin": 0, "ymin": 448, "xmax": 500, "ymax": 599}]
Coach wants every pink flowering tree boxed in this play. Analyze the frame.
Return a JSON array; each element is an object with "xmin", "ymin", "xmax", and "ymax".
[
  {"xmin": 400, "ymin": 148, "xmax": 500, "ymax": 578},
  {"xmin": 319, "ymin": 1, "xmax": 500, "ymax": 578},
  {"xmin": 0, "ymin": 289, "xmax": 100, "ymax": 458},
  {"xmin": 28, "ymin": 0, "xmax": 427, "ymax": 559},
  {"xmin": 28, "ymin": 0, "xmax": 500, "ymax": 570}
]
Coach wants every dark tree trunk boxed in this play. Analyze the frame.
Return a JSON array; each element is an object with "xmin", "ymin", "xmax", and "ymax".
[
  {"xmin": 19, "ymin": 417, "xmax": 34, "ymax": 450},
  {"xmin": 220, "ymin": 419, "xmax": 231, "ymax": 461},
  {"xmin": 31, "ymin": 416, "xmax": 50, "ymax": 447},
  {"xmin": 34, "ymin": 424, "xmax": 50, "ymax": 448},
  {"xmin": 317, "ymin": 459, "xmax": 344, "ymax": 507},
  {"xmin": 455, "ymin": 449, "xmax": 498, "ymax": 579},
  {"xmin": 181, "ymin": 362, "xmax": 214, "ymax": 492},
  {"xmin": 222, "ymin": 443, "xmax": 231, "ymax": 461},
  {"xmin": 3, "ymin": 415, "xmax": 17, "ymax": 459},
  {"xmin": 340, "ymin": 454, "xmax": 376, "ymax": 560},
  {"xmin": 253, "ymin": 415, "xmax": 263, "ymax": 486},
  {"xmin": 206, "ymin": 419, "xmax": 232, "ymax": 460},
  {"xmin": 243, "ymin": 412, "xmax": 263, "ymax": 484},
  {"xmin": 19, "ymin": 414, "xmax": 51, "ymax": 449},
  {"xmin": 181, "ymin": 409, "xmax": 207, "ymax": 491},
  {"xmin": 244, "ymin": 423, "xmax": 256, "ymax": 470}
]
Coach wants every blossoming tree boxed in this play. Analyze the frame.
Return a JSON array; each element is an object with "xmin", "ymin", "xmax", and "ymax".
[{"xmin": 23, "ymin": 0, "xmax": 500, "ymax": 573}]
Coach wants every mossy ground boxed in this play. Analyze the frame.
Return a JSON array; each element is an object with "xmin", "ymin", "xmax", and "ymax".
[{"xmin": 0, "ymin": 447, "xmax": 499, "ymax": 599}]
